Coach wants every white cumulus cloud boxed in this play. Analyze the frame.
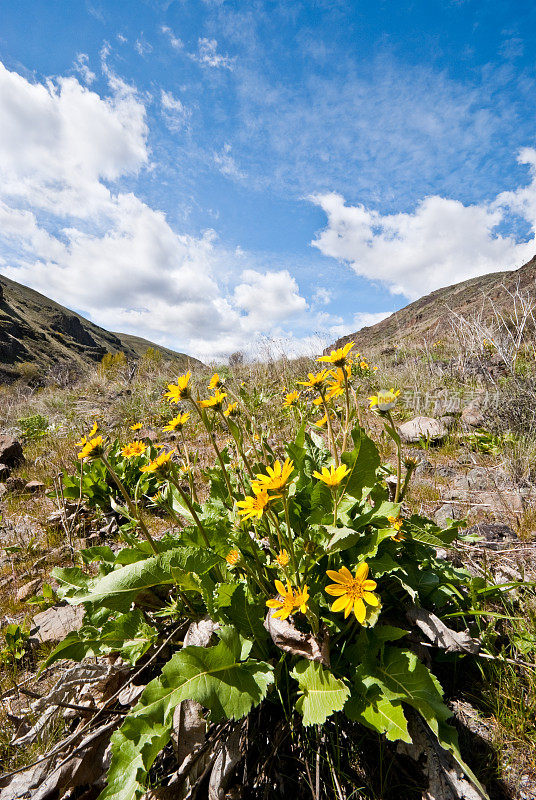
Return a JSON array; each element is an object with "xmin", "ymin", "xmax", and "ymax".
[
  {"xmin": 311, "ymin": 151, "xmax": 536, "ymax": 300},
  {"xmin": 0, "ymin": 60, "xmax": 321, "ymax": 361}
]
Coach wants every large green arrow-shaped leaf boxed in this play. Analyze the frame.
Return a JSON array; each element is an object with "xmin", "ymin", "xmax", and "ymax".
[
  {"xmin": 345, "ymin": 691, "xmax": 411, "ymax": 742},
  {"xmin": 99, "ymin": 627, "xmax": 273, "ymax": 800},
  {"xmin": 291, "ymin": 660, "xmax": 350, "ymax": 726},
  {"xmin": 67, "ymin": 547, "xmax": 221, "ymax": 612},
  {"xmin": 341, "ymin": 427, "xmax": 380, "ymax": 501}
]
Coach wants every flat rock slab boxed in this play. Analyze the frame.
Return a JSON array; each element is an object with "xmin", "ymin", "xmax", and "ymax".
[
  {"xmin": 31, "ymin": 605, "xmax": 85, "ymax": 644},
  {"xmin": 398, "ymin": 416, "xmax": 447, "ymax": 444},
  {"xmin": 465, "ymin": 522, "xmax": 517, "ymax": 550}
]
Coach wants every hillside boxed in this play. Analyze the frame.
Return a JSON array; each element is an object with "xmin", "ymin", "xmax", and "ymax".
[
  {"xmin": 330, "ymin": 253, "xmax": 536, "ymax": 353},
  {"xmin": 0, "ymin": 274, "xmax": 202, "ymax": 382}
]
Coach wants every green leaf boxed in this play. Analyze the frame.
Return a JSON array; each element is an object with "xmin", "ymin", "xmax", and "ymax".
[
  {"xmin": 70, "ymin": 548, "xmax": 221, "ymax": 612},
  {"xmin": 375, "ymin": 647, "xmax": 451, "ymax": 731},
  {"xmin": 43, "ymin": 610, "xmax": 157, "ymax": 667},
  {"xmin": 291, "ymin": 660, "xmax": 350, "ymax": 726},
  {"xmin": 326, "ymin": 527, "xmax": 393, "ymax": 557},
  {"xmin": 345, "ymin": 692, "xmax": 411, "ymax": 742},
  {"xmin": 99, "ymin": 627, "xmax": 273, "ymax": 800},
  {"xmin": 341, "ymin": 427, "xmax": 380, "ymax": 501},
  {"xmin": 223, "ymin": 584, "xmax": 269, "ymax": 649}
]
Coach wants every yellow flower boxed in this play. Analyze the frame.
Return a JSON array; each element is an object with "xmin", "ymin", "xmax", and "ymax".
[
  {"xmin": 283, "ymin": 390, "xmax": 301, "ymax": 407},
  {"xmin": 325, "ymin": 564, "xmax": 379, "ymax": 622},
  {"xmin": 293, "ymin": 585, "xmax": 310, "ymax": 614},
  {"xmin": 369, "ymin": 388, "xmax": 400, "ymax": 412},
  {"xmin": 226, "ymin": 549, "xmax": 240, "ymax": 566},
  {"xmin": 199, "ymin": 389, "xmax": 227, "ymax": 410},
  {"xmin": 236, "ymin": 490, "xmax": 275, "ymax": 521},
  {"xmin": 164, "ymin": 372, "xmax": 191, "ymax": 402},
  {"xmin": 317, "ymin": 341, "xmax": 355, "ymax": 367},
  {"xmin": 388, "ymin": 514, "xmax": 405, "ymax": 541},
  {"xmin": 140, "ymin": 450, "xmax": 174, "ymax": 473},
  {"xmin": 78, "ymin": 435, "xmax": 104, "ymax": 460},
  {"xmin": 130, "ymin": 422, "xmax": 143, "ymax": 431},
  {"xmin": 313, "ymin": 464, "xmax": 350, "ymax": 487},
  {"xmin": 298, "ymin": 369, "xmax": 331, "ymax": 390},
  {"xmin": 325, "ymin": 370, "xmax": 345, "ymax": 400},
  {"xmin": 121, "ymin": 441, "xmax": 146, "ymax": 458},
  {"xmin": 275, "ymin": 549, "xmax": 290, "ymax": 568},
  {"xmin": 314, "ymin": 413, "xmax": 328, "ymax": 427},
  {"xmin": 224, "ymin": 402, "xmax": 239, "ymax": 417},
  {"xmin": 163, "ymin": 412, "xmax": 190, "ymax": 432},
  {"xmin": 266, "ymin": 580, "xmax": 296, "ymax": 620},
  {"xmin": 359, "ymin": 360, "xmax": 369, "ymax": 370},
  {"xmin": 253, "ymin": 458, "xmax": 294, "ymax": 493},
  {"xmin": 75, "ymin": 421, "xmax": 99, "ymax": 448},
  {"xmin": 209, "ymin": 373, "xmax": 222, "ymax": 390}
]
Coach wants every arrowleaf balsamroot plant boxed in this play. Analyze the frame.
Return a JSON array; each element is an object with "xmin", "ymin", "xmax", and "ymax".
[{"xmin": 45, "ymin": 344, "xmax": 501, "ymax": 799}]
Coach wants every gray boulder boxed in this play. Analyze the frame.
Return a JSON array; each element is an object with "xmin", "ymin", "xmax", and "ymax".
[{"xmin": 398, "ymin": 416, "xmax": 447, "ymax": 444}]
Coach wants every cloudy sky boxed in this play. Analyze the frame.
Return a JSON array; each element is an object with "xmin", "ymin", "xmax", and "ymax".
[{"xmin": 0, "ymin": 0, "xmax": 535, "ymax": 361}]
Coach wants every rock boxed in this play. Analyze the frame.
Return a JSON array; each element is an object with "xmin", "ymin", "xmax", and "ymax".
[
  {"xmin": 435, "ymin": 465, "xmax": 456, "ymax": 478},
  {"xmin": 0, "ymin": 463, "xmax": 10, "ymax": 482},
  {"xmin": 5, "ymin": 476, "xmax": 25, "ymax": 493},
  {"xmin": 25, "ymin": 480, "xmax": 45, "ymax": 494},
  {"xmin": 398, "ymin": 416, "xmax": 447, "ymax": 444},
  {"xmin": 0, "ymin": 434, "xmax": 24, "ymax": 468},
  {"xmin": 16, "ymin": 578, "xmax": 41, "ymax": 602},
  {"xmin": 461, "ymin": 397, "xmax": 486, "ymax": 428},
  {"xmin": 435, "ymin": 503, "xmax": 459, "ymax": 528},
  {"xmin": 0, "ymin": 484, "xmax": 7, "ymax": 501},
  {"xmin": 465, "ymin": 522, "xmax": 516, "ymax": 550},
  {"xmin": 30, "ymin": 604, "xmax": 85, "ymax": 644},
  {"xmin": 440, "ymin": 414, "xmax": 458, "ymax": 430}
]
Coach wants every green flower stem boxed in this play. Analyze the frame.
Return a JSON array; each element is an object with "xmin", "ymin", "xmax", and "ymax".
[
  {"xmin": 282, "ymin": 493, "xmax": 300, "ymax": 589},
  {"xmin": 176, "ymin": 588, "xmax": 197, "ymax": 615},
  {"xmin": 320, "ymin": 390, "xmax": 339, "ymax": 466},
  {"xmin": 225, "ymin": 385, "xmax": 267, "ymax": 462},
  {"xmin": 332, "ymin": 487, "xmax": 339, "ymax": 527},
  {"xmin": 240, "ymin": 559, "xmax": 270, "ymax": 597},
  {"xmin": 168, "ymin": 472, "xmax": 210, "ymax": 548},
  {"xmin": 386, "ymin": 411, "xmax": 402, "ymax": 503},
  {"xmin": 400, "ymin": 461, "xmax": 416, "ymax": 502},
  {"xmin": 100, "ymin": 454, "xmax": 159, "ymax": 555},
  {"xmin": 341, "ymin": 368, "xmax": 351, "ymax": 453},
  {"xmin": 190, "ymin": 399, "xmax": 234, "ymax": 498},
  {"xmin": 219, "ymin": 411, "xmax": 255, "ymax": 481},
  {"xmin": 266, "ymin": 507, "xmax": 285, "ymax": 553},
  {"xmin": 179, "ymin": 429, "xmax": 198, "ymax": 503}
]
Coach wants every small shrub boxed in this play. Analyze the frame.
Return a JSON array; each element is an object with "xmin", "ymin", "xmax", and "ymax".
[
  {"xmin": 99, "ymin": 351, "xmax": 128, "ymax": 379},
  {"xmin": 16, "ymin": 413, "xmax": 49, "ymax": 441}
]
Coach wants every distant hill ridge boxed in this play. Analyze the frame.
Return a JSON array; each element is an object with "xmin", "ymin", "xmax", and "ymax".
[
  {"xmin": 329, "ymin": 254, "xmax": 536, "ymax": 354},
  {"xmin": 0, "ymin": 274, "xmax": 202, "ymax": 382}
]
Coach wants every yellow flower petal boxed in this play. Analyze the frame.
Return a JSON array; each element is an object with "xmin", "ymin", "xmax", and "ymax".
[
  {"xmin": 363, "ymin": 592, "xmax": 380, "ymax": 607},
  {"xmin": 354, "ymin": 598, "xmax": 366, "ymax": 623}
]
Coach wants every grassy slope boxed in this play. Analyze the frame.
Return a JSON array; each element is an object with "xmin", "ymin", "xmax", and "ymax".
[
  {"xmin": 330, "ymin": 253, "xmax": 536, "ymax": 353},
  {"xmin": 0, "ymin": 273, "xmax": 202, "ymax": 381}
]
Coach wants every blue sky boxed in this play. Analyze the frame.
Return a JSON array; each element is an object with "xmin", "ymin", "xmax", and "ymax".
[{"xmin": 0, "ymin": 0, "xmax": 535, "ymax": 360}]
